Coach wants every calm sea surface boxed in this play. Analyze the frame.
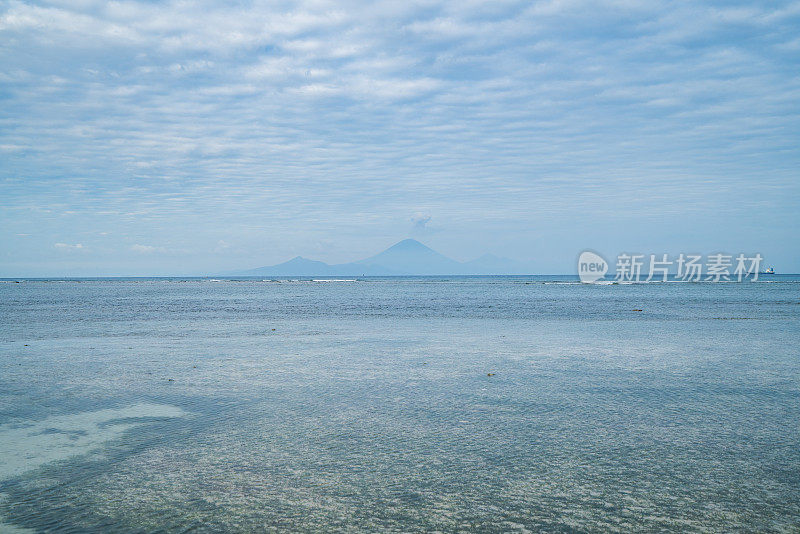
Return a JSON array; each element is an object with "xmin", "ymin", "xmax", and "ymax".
[{"xmin": 1, "ymin": 276, "xmax": 799, "ymax": 532}]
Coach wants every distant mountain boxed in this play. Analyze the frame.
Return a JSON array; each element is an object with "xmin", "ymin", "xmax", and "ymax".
[
  {"xmin": 236, "ymin": 256, "xmax": 394, "ymax": 276},
  {"xmin": 355, "ymin": 239, "xmax": 463, "ymax": 275},
  {"xmin": 239, "ymin": 256, "xmax": 335, "ymax": 276},
  {"xmin": 234, "ymin": 239, "xmax": 533, "ymax": 276}
]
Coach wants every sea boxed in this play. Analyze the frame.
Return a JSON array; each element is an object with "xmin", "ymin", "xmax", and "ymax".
[{"xmin": 0, "ymin": 276, "xmax": 798, "ymax": 532}]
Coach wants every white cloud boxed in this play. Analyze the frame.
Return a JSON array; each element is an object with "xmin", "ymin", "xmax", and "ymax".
[
  {"xmin": 214, "ymin": 240, "xmax": 231, "ymax": 253},
  {"xmin": 410, "ymin": 212, "xmax": 440, "ymax": 236},
  {"xmin": 130, "ymin": 244, "xmax": 165, "ymax": 254},
  {"xmin": 54, "ymin": 242, "xmax": 85, "ymax": 251},
  {"xmin": 411, "ymin": 213, "xmax": 431, "ymax": 229},
  {"xmin": 2, "ymin": 0, "xmax": 799, "ymax": 273}
]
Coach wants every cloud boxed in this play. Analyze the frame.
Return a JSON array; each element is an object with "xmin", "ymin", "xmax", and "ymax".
[
  {"xmin": 410, "ymin": 212, "xmax": 442, "ymax": 237},
  {"xmin": 411, "ymin": 213, "xmax": 432, "ymax": 230},
  {"xmin": 1, "ymin": 0, "xmax": 799, "ymax": 274},
  {"xmin": 130, "ymin": 244, "xmax": 165, "ymax": 254},
  {"xmin": 214, "ymin": 240, "xmax": 231, "ymax": 253},
  {"xmin": 54, "ymin": 243, "xmax": 85, "ymax": 251}
]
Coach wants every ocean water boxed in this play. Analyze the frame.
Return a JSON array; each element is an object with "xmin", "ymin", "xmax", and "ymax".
[{"xmin": 0, "ymin": 276, "xmax": 798, "ymax": 532}]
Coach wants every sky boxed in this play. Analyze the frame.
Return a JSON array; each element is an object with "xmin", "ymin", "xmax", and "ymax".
[{"xmin": 1, "ymin": 0, "xmax": 798, "ymax": 276}]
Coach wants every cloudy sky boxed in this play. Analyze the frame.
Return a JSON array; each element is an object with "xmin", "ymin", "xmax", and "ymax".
[{"xmin": 1, "ymin": 0, "xmax": 798, "ymax": 275}]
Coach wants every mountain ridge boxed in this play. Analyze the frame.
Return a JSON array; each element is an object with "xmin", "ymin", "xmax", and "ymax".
[{"xmin": 234, "ymin": 239, "xmax": 532, "ymax": 276}]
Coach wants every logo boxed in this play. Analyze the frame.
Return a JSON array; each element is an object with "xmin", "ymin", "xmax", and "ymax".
[
  {"xmin": 576, "ymin": 251, "xmax": 765, "ymax": 282},
  {"xmin": 578, "ymin": 250, "xmax": 608, "ymax": 283}
]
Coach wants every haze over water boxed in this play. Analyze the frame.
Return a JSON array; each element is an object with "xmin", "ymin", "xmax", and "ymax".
[{"xmin": 1, "ymin": 277, "xmax": 799, "ymax": 532}]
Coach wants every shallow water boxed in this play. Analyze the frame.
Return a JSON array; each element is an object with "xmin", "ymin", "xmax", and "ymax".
[{"xmin": 0, "ymin": 277, "xmax": 799, "ymax": 532}]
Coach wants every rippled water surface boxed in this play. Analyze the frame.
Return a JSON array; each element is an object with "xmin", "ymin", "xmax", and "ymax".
[{"xmin": 1, "ymin": 277, "xmax": 799, "ymax": 532}]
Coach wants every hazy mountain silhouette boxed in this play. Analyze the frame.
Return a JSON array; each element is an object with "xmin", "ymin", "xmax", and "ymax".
[
  {"xmin": 243, "ymin": 256, "xmax": 341, "ymax": 276},
  {"xmin": 354, "ymin": 239, "xmax": 462, "ymax": 274},
  {"xmin": 235, "ymin": 239, "xmax": 532, "ymax": 276}
]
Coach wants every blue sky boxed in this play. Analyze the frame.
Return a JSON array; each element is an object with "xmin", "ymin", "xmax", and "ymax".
[{"xmin": 1, "ymin": 0, "xmax": 798, "ymax": 275}]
